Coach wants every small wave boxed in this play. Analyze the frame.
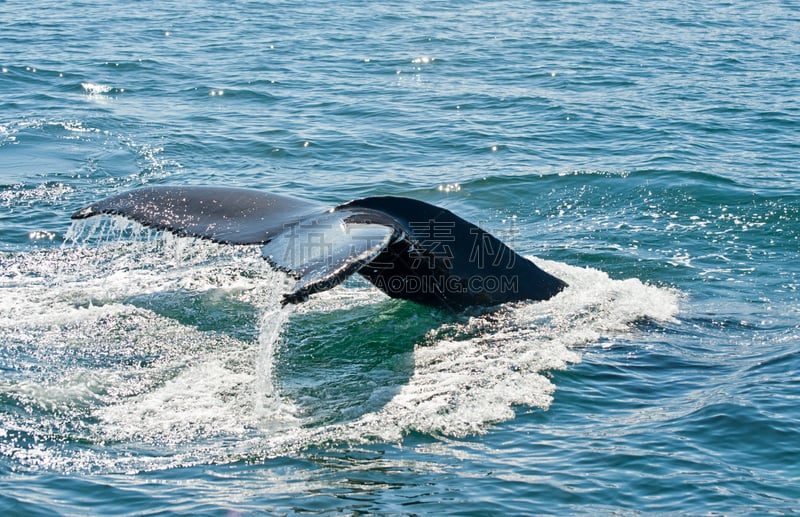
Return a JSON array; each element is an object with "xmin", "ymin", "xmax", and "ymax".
[
  {"xmin": 0, "ymin": 117, "xmax": 178, "ymax": 216},
  {"xmin": 81, "ymin": 82, "xmax": 114, "ymax": 95}
]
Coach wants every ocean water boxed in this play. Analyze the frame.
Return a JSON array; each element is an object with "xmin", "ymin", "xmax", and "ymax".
[{"xmin": 1, "ymin": 0, "xmax": 799, "ymax": 514}]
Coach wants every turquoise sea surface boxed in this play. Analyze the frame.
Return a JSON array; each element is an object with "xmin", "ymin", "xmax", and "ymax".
[{"xmin": 2, "ymin": 1, "xmax": 799, "ymax": 514}]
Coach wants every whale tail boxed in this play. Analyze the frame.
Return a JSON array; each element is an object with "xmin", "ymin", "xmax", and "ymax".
[{"xmin": 72, "ymin": 186, "xmax": 566, "ymax": 310}]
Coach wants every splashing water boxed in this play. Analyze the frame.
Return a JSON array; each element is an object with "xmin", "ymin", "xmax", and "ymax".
[
  {"xmin": 258, "ymin": 257, "xmax": 680, "ymax": 451},
  {"xmin": 0, "ymin": 219, "xmax": 680, "ymax": 473},
  {"xmin": 254, "ymin": 305, "xmax": 300, "ymax": 427}
]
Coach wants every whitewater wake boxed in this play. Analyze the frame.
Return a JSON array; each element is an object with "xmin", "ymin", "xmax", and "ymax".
[{"xmin": 0, "ymin": 224, "xmax": 679, "ymax": 473}]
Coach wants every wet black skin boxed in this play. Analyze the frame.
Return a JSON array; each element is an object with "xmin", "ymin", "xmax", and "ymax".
[{"xmin": 73, "ymin": 186, "xmax": 566, "ymax": 311}]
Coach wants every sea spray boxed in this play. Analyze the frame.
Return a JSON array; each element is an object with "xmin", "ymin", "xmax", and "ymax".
[{"xmin": 254, "ymin": 303, "xmax": 300, "ymax": 427}]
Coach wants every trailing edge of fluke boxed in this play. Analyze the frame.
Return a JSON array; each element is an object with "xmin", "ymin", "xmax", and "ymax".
[{"xmin": 72, "ymin": 186, "xmax": 567, "ymax": 311}]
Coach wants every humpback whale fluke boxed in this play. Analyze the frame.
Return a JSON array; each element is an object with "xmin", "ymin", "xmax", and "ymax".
[{"xmin": 72, "ymin": 186, "xmax": 567, "ymax": 311}]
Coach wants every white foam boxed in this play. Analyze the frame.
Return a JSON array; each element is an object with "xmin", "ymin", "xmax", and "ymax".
[
  {"xmin": 2, "ymin": 233, "xmax": 290, "ymax": 466},
  {"xmin": 1, "ymin": 235, "xmax": 680, "ymax": 472},
  {"xmin": 255, "ymin": 257, "xmax": 680, "ymax": 450},
  {"xmin": 81, "ymin": 82, "xmax": 113, "ymax": 95}
]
